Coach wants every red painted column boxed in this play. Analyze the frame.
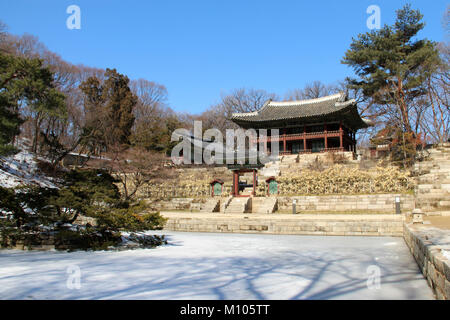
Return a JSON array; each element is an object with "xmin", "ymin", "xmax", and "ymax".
[
  {"xmin": 303, "ymin": 125, "xmax": 306, "ymax": 151},
  {"xmin": 233, "ymin": 171, "xmax": 239, "ymax": 196},
  {"xmin": 324, "ymin": 123, "xmax": 328, "ymax": 150},
  {"xmin": 252, "ymin": 170, "xmax": 256, "ymax": 196},
  {"xmin": 283, "ymin": 128, "xmax": 287, "ymax": 153},
  {"xmin": 339, "ymin": 121, "xmax": 343, "ymax": 151}
]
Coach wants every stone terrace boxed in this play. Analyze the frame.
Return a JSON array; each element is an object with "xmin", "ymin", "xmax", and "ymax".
[{"xmin": 162, "ymin": 212, "xmax": 405, "ymax": 237}]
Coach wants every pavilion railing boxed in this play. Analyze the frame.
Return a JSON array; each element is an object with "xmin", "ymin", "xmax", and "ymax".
[
  {"xmin": 256, "ymin": 130, "xmax": 342, "ymax": 142},
  {"xmin": 278, "ymin": 147, "xmax": 345, "ymax": 155}
]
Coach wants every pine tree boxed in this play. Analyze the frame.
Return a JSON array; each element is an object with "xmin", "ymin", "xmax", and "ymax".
[
  {"xmin": 0, "ymin": 96, "xmax": 22, "ymax": 156},
  {"xmin": 0, "ymin": 53, "xmax": 24, "ymax": 155},
  {"xmin": 342, "ymin": 4, "xmax": 440, "ymax": 134},
  {"xmin": 0, "ymin": 52, "xmax": 65, "ymax": 156}
]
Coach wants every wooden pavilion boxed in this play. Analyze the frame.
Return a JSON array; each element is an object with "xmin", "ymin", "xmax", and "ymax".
[{"xmin": 231, "ymin": 92, "xmax": 371, "ymax": 155}]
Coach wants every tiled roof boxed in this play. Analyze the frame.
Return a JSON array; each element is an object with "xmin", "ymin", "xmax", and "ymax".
[{"xmin": 231, "ymin": 92, "xmax": 371, "ymax": 130}]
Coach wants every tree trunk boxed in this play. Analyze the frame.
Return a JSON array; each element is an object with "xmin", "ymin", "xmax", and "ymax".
[{"xmin": 397, "ymin": 77, "xmax": 413, "ymax": 134}]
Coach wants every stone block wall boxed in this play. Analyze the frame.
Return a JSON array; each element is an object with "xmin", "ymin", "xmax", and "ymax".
[
  {"xmin": 403, "ymin": 224, "xmax": 450, "ymax": 300},
  {"xmin": 146, "ymin": 198, "xmax": 197, "ymax": 211},
  {"xmin": 163, "ymin": 213, "xmax": 405, "ymax": 236},
  {"xmin": 277, "ymin": 194, "xmax": 414, "ymax": 213},
  {"xmin": 2, "ymin": 233, "xmax": 56, "ymax": 251},
  {"xmin": 149, "ymin": 193, "xmax": 415, "ymax": 213}
]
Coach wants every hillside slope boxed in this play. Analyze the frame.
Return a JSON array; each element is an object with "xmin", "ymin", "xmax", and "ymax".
[{"xmin": 0, "ymin": 148, "xmax": 57, "ymax": 189}]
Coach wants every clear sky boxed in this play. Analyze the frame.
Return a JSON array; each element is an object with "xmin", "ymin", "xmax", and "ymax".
[{"xmin": 0, "ymin": 0, "xmax": 448, "ymax": 114}]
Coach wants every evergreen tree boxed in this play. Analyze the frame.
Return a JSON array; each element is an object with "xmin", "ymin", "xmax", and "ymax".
[
  {"xmin": 0, "ymin": 53, "xmax": 25, "ymax": 155},
  {"xmin": 342, "ymin": 4, "xmax": 440, "ymax": 134},
  {"xmin": 0, "ymin": 52, "xmax": 66, "ymax": 156},
  {"xmin": 80, "ymin": 68, "xmax": 137, "ymax": 152},
  {"xmin": 103, "ymin": 68, "xmax": 136, "ymax": 146},
  {"xmin": 0, "ymin": 96, "xmax": 22, "ymax": 156}
]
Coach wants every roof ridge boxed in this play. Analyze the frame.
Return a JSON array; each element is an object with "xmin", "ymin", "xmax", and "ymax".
[
  {"xmin": 231, "ymin": 111, "xmax": 258, "ymax": 118},
  {"xmin": 268, "ymin": 92, "xmax": 345, "ymax": 107},
  {"xmin": 335, "ymin": 99, "xmax": 356, "ymax": 107}
]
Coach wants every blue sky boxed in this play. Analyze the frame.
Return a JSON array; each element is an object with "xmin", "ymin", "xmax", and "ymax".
[{"xmin": 0, "ymin": 0, "xmax": 448, "ymax": 114}]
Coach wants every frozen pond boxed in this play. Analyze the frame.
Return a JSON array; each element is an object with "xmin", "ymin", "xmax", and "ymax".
[{"xmin": 0, "ymin": 231, "xmax": 434, "ymax": 300}]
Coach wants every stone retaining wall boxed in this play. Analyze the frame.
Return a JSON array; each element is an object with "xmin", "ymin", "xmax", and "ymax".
[
  {"xmin": 403, "ymin": 224, "xmax": 450, "ymax": 300},
  {"xmin": 145, "ymin": 194, "xmax": 415, "ymax": 213},
  {"xmin": 277, "ymin": 194, "xmax": 414, "ymax": 213},
  {"xmin": 162, "ymin": 212, "xmax": 405, "ymax": 236},
  {"xmin": 146, "ymin": 198, "xmax": 198, "ymax": 211},
  {"xmin": 3, "ymin": 233, "xmax": 56, "ymax": 251}
]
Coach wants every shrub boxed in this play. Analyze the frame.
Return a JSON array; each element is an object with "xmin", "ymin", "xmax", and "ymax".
[
  {"xmin": 54, "ymin": 228, "xmax": 122, "ymax": 251},
  {"xmin": 95, "ymin": 201, "xmax": 167, "ymax": 232},
  {"xmin": 276, "ymin": 164, "xmax": 413, "ymax": 195},
  {"xmin": 0, "ymin": 169, "xmax": 167, "ymax": 251}
]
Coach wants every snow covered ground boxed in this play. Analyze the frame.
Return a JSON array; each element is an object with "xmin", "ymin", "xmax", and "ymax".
[
  {"xmin": 0, "ymin": 148, "xmax": 56, "ymax": 189},
  {"xmin": 0, "ymin": 231, "xmax": 434, "ymax": 300}
]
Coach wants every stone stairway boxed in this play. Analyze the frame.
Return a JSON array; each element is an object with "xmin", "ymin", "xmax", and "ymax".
[
  {"xmin": 224, "ymin": 197, "xmax": 250, "ymax": 214},
  {"xmin": 413, "ymin": 143, "xmax": 450, "ymax": 216},
  {"xmin": 201, "ymin": 199, "xmax": 220, "ymax": 213},
  {"xmin": 220, "ymin": 196, "xmax": 233, "ymax": 212},
  {"xmin": 241, "ymin": 187, "xmax": 254, "ymax": 196},
  {"xmin": 251, "ymin": 197, "xmax": 278, "ymax": 214}
]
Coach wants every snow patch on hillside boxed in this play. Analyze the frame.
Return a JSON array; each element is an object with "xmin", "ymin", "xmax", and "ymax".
[{"xmin": 0, "ymin": 149, "xmax": 57, "ymax": 189}]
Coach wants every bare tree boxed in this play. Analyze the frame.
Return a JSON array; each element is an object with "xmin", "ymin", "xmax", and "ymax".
[
  {"xmin": 130, "ymin": 79, "xmax": 168, "ymax": 110},
  {"xmin": 198, "ymin": 103, "xmax": 231, "ymax": 133},
  {"xmin": 419, "ymin": 43, "xmax": 450, "ymax": 143},
  {"xmin": 0, "ymin": 20, "xmax": 8, "ymax": 49},
  {"xmin": 92, "ymin": 146, "xmax": 174, "ymax": 201},
  {"xmin": 221, "ymin": 88, "xmax": 278, "ymax": 114},
  {"xmin": 285, "ymin": 81, "xmax": 339, "ymax": 100},
  {"xmin": 10, "ymin": 33, "xmax": 47, "ymax": 59},
  {"xmin": 198, "ymin": 88, "xmax": 277, "ymax": 134},
  {"xmin": 128, "ymin": 79, "xmax": 180, "ymax": 152},
  {"xmin": 130, "ymin": 78, "xmax": 168, "ymax": 134},
  {"xmin": 0, "ymin": 21, "xmax": 16, "ymax": 54}
]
